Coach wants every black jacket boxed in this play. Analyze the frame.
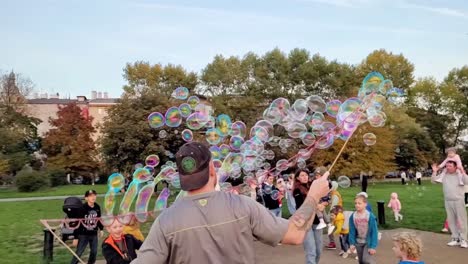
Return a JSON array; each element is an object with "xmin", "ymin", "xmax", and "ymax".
[
  {"xmin": 75, "ymin": 202, "xmax": 104, "ymax": 236},
  {"xmin": 293, "ymin": 185, "xmax": 320, "ymax": 225},
  {"xmin": 261, "ymin": 183, "xmax": 280, "ymax": 210},
  {"xmin": 102, "ymin": 234, "xmax": 142, "ymax": 264}
]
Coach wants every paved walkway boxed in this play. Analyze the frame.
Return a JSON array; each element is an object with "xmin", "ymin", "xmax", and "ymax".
[
  {"xmin": 93, "ymin": 228, "xmax": 464, "ymax": 264},
  {"xmin": 0, "ymin": 194, "xmax": 106, "ymax": 202}
]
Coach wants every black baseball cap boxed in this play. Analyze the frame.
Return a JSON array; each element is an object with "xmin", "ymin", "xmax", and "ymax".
[
  {"xmin": 176, "ymin": 142, "xmax": 211, "ymax": 191},
  {"xmin": 85, "ymin": 189, "xmax": 97, "ymax": 197}
]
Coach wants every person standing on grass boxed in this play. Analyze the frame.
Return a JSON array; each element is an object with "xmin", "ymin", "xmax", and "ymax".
[
  {"xmin": 431, "ymin": 161, "xmax": 468, "ymax": 248},
  {"xmin": 401, "ymin": 171, "xmax": 407, "ymax": 185},
  {"xmin": 71, "ymin": 190, "xmax": 104, "ymax": 264},
  {"xmin": 416, "ymin": 171, "xmax": 422, "ymax": 185},
  {"xmin": 131, "ymin": 142, "xmax": 331, "ymax": 264}
]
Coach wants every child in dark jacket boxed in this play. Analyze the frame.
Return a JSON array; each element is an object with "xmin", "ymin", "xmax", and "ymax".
[{"xmin": 102, "ymin": 219, "xmax": 142, "ymax": 264}]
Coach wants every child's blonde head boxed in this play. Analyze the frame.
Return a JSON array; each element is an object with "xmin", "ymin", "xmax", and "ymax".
[
  {"xmin": 446, "ymin": 147, "xmax": 457, "ymax": 155},
  {"xmin": 392, "ymin": 232, "xmax": 423, "ymax": 260}
]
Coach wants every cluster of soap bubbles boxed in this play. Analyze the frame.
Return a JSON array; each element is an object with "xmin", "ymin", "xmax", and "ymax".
[{"xmin": 103, "ymin": 72, "xmax": 404, "ymax": 221}]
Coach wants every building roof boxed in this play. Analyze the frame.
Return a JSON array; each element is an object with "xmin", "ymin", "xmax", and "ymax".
[
  {"xmin": 27, "ymin": 98, "xmax": 84, "ymax": 105},
  {"xmin": 89, "ymin": 98, "xmax": 119, "ymax": 104},
  {"xmin": 27, "ymin": 98, "xmax": 119, "ymax": 105}
]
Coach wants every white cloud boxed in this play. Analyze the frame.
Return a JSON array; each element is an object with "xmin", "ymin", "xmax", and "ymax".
[{"xmin": 399, "ymin": 2, "xmax": 467, "ymax": 18}]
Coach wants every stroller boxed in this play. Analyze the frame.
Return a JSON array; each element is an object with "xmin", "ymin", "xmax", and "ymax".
[{"xmin": 60, "ymin": 197, "xmax": 84, "ymax": 241}]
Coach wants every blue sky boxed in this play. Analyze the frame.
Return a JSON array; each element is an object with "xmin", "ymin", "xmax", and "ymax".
[{"xmin": 1, "ymin": 0, "xmax": 467, "ymax": 98}]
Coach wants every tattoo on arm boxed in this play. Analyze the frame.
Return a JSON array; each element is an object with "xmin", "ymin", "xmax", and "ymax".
[{"xmin": 291, "ymin": 196, "xmax": 318, "ymax": 230}]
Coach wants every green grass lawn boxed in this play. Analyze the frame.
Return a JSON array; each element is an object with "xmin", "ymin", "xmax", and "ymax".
[
  {"xmin": 0, "ymin": 181, "xmax": 463, "ymax": 263},
  {"xmin": 0, "ymin": 184, "xmax": 108, "ymax": 198}
]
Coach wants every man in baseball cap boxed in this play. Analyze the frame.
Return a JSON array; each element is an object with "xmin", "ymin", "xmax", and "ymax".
[{"xmin": 132, "ymin": 142, "xmax": 331, "ymax": 264}]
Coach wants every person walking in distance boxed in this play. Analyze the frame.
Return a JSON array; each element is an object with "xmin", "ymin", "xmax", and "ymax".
[
  {"xmin": 431, "ymin": 161, "xmax": 468, "ymax": 248},
  {"xmin": 131, "ymin": 142, "xmax": 331, "ymax": 264},
  {"xmin": 415, "ymin": 171, "xmax": 422, "ymax": 186},
  {"xmin": 401, "ymin": 171, "xmax": 407, "ymax": 185}
]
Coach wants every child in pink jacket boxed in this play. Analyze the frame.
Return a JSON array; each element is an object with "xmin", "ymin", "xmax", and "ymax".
[
  {"xmin": 437, "ymin": 147, "xmax": 466, "ymax": 186},
  {"xmin": 388, "ymin": 192, "xmax": 403, "ymax": 221}
]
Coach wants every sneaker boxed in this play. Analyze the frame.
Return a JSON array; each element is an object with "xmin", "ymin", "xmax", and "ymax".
[
  {"xmin": 441, "ymin": 228, "xmax": 449, "ymax": 233},
  {"xmin": 459, "ymin": 181, "xmax": 465, "ymax": 186},
  {"xmin": 435, "ymin": 178, "xmax": 443, "ymax": 183},
  {"xmin": 460, "ymin": 240, "xmax": 468, "ymax": 248},
  {"xmin": 465, "ymin": 204, "xmax": 468, "ymax": 208},
  {"xmin": 327, "ymin": 224, "xmax": 335, "ymax": 235},
  {"xmin": 339, "ymin": 251, "xmax": 344, "ymax": 256},
  {"xmin": 317, "ymin": 219, "xmax": 327, "ymax": 230},
  {"xmin": 326, "ymin": 242, "xmax": 337, "ymax": 249},
  {"xmin": 378, "ymin": 232, "xmax": 382, "ymax": 240},
  {"xmin": 447, "ymin": 239, "xmax": 460, "ymax": 246},
  {"xmin": 342, "ymin": 252, "xmax": 349, "ymax": 258}
]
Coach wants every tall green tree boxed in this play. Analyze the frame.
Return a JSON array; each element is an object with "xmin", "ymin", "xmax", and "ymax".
[
  {"xmin": 42, "ymin": 103, "xmax": 97, "ymax": 178},
  {"xmin": 102, "ymin": 63, "xmax": 198, "ymax": 172},
  {"xmin": 123, "ymin": 62, "xmax": 198, "ymax": 97},
  {"xmin": 357, "ymin": 49, "xmax": 415, "ymax": 89},
  {"xmin": 443, "ymin": 66, "xmax": 468, "ymax": 145}
]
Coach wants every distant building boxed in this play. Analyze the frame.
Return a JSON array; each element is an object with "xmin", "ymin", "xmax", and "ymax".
[{"xmin": 26, "ymin": 91, "xmax": 118, "ymax": 141}]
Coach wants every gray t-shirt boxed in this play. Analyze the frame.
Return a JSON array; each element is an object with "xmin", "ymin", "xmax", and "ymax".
[
  {"xmin": 433, "ymin": 171, "xmax": 468, "ymax": 201},
  {"xmin": 131, "ymin": 191, "xmax": 289, "ymax": 264}
]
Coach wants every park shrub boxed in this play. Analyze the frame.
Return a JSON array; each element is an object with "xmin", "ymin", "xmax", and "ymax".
[
  {"xmin": 48, "ymin": 169, "xmax": 68, "ymax": 187},
  {"xmin": 15, "ymin": 170, "xmax": 49, "ymax": 192}
]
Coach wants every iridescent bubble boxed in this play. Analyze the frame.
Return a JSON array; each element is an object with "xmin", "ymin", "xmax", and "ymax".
[
  {"xmin": 337, "ymin": 176, "xmax": 351, "ymax": 188},
  {"xmin": 250, "ymin": 126, "xmax": 269, "ymax": 142},
  {"xmin": 230, "ymin": 121, "xmax": 247, "ymax": 138},
  {"xmin": 134, "ymin": 183, "xmax": 154, "ymax": 222},
  {"xmin": 263, "ymin": 150, "xmax": 275, "ymax": 160},
  {"xmin": 205, "ymin": 128, "xmax": 222, "ymax": 145},
  {"xmin": 178, "ymin": 103, "xmax": 192, "ymax": 117},
  {"xmin": 186, "ymin": 112, "xmax": 208, "ymax": 130},
  {"xmin": 297, "ymin": 159, "xmax": 306, "ymax": 169},
  {"xmin": 263, "ymin": 106, "xmax": 283, "ymax": 124},
  {"xmin": 216, "ymin": 114, "xmax": 232, "ymax": 137},
  {"xmin": 276, "ymin": 159, "xmax": 289, "ymax": 171},
  {"xmin": 280, "ymin": 148, "xmax": 288, "ymax": 153},
  {"xmin": 172, "ymin": 86, "xmax": 189, "ymax": 100},
  {"xmin": 210, "ymin": 146, "xmax": 222, "ymax": 159},
  {"xmin": 286, "ymin": 122, "xmax": 307, "ymax": 138},
  {"xmin": 337, "ymin": 97, "xmax": 362, "ymax": 125},
  {"xmin": 363, "ymin": 133, "xmax": 377, "ymax": 146},
  {"xmin": 306, "ymin": 95, "xmax": 326, "ymax": 113},
  {"xmin": 379, "ymin": 79, "xmax": 393, "ymax": 95},
  {"xmin": 195, "ymin": 103, "xmax": 212, "ymax": 117},
  {"xmin": 270, "ymin": 98, "xmax": 290, "ymax": 115},
  {"xmin": 187, "ymin": 96, "xmax": 200, "ymax": 109},
  {"xmin": 134, "ymin": 163, "xmax": 144, "ymax": 169},
  {"xmin": 263, "ymin": 184, "xmax": 272, "ymax": 195},
  {"xmin": 308, "ymin": 112, "xmax": 325, "ymax": 127},
  {"xmin": 368, "ymin": 112, "xmax": 386, "ymax": 127},
  {"xmin": 326, "ymin": 100, "xmax": 341, "ymax": 117},
  {"xmin": 316, "ymin": 133, "xmax": 334, "ymax": 149},
  {"xmin": 220, "ymin": 182, "xmax": 233, "ymax": 192},
  {"xmin": 205, "ymin": 116, "xmax": 216, "ymax": 128},
  {"xmin": 338, "ymin": 129, "xmax": 354, "ymax": 141},
  {"xmin": 298, "ymin": 148, "xmax": 313, "ymax": 160},
  {"xmin": 212, "ymin": 159, "xmax": 222, "ymax": 170},
  {"xmin": 301, "ymin": 132, "xmax": 316, "ymax": 146},
  {"xmin": 170, "ymin": 174, "xmax": 180, "ymax": 189},
  {"xmin": 144, "ymin": 165, "xmax": 155, "ymax": 175},
  {"xmin": 358, "ymin": 71, "xmax": 384, "ymax": 99},
  {"xmin": 107, "ymin": 173, "xmax": 125, "ymax": 193},
  {"xmin": 270, "ymin": 190, "xmax": 280, "ymax": 200},
  {"xmin": 219, "ymin": 152, "xmax": 243, "ymax": 182},
  {"xmin": 291, "ymin": 99, "xmax": 309, "ymax": 121},
  {"xmin": 229, "ymin": 136, "xmax": 244, "ymax": 151},
  {"xmin": 159, "ymin": 130, "xmax": 168, "ymax": 138},
  {"xmin": 254, "ymin": 120, "xmax": 274, "ymax": 136},
  {"xmin": 148, "ymin": 112, "xmax": 165, "ymax": 129},
  {"xmin": 311, "ymin": 124, "xmax": 325, "ymax": 137},
  {"xmin": 133, "ymin": 168, "xmax": 152, "ymax": 183},
  {"xmin": 181, "ymin": 129, "xmax": 193, "ymax": 142},
  {"xmin": 164, "ymin": 107, "xmax": 182, "ymax": 127},
  {"xmin": 220, "ymin": 144, "xmax": 231, "ymax": 158},
  {"xmin": 145, "ymin": 154, "xmax": 160, "ymax": 167}
]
